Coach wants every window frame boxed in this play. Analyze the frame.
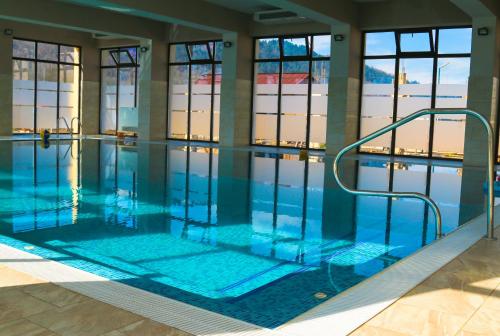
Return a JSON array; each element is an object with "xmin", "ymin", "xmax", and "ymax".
[
  {"xmin": 99, "ymin": 46, "xmax": 140, "ymax": 136},
  {"xmin": 358, "ymin": 26, "xmax": 472, "ymax": 161},
  {"xmin": 12, "ymin": 37, "xmax": 82, "ymax": 135},
  {"xmin": 167, "ymin": 39, "xmax": 222, "ymax": 143},
  {"xmin": 250, "ymin": 33, "xmax": 331, "ymax": 150}
]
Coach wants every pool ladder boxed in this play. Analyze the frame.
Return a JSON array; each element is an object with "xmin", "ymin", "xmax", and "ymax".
[{"xmin": 333, "ymin": 108, "xmax": 495, "ymax": 240}]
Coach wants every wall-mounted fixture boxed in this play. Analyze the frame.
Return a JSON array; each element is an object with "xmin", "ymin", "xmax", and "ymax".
[
  {"xmin": 3, "ymin": 28, "xmax": 13, "ymax": 36},
  {"xmin": 140, "ymin": 46, "xmax": 149, "ymax": 52},
  {"xmin": 478, "ymin": 27, "xmax": 489, "ymax": 36},
  {"xmin": 333, "ymin": 34, "xmax": 345, "ymax": 42},
  {"xmin": 223, "ymin": 41, "xmax": 232, "ymax": 48}
]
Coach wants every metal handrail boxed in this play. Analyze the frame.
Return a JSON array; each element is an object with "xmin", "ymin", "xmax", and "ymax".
[
  {"xmin": 333, "ymin": 108, "xmax": 495, "ymax": 240},
  {"xmin": 57, "ymin": 117, "xmax": 71, "ymax": 136},
  {"xmin": 71, "ymin": 117, "xmax": 81, "ymax": 137}
]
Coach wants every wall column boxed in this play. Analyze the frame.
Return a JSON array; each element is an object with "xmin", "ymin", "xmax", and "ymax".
[
  {"xmin": 325, "ymin": 23, "xmax": 361, "ymax": 156},
  {"xmin": 137, "ymin": 38, "xmax": 168, "ymax": 140},
  {"xmin": 81, "ymin": 43, "xmax": 100, "ymax": 135},
  {"xmin": 0, "ymin": 33, "xmax": 13, "ymax": 136},
  {"xmin": 219, "ymin": 32, "xmax": 253, "ymax": 147},
  {"xmin": 463, "ymin": 16, "xmax": 500, "ymax": 167}
]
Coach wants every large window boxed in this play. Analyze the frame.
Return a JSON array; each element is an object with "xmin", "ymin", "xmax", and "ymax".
[
  {"xmin": 100, "ymin": 47, "xmax": 139, "ymax": 136},
  {"xmin": 13, "ymin": 39, "xmax": 81, "ymax": 134},
  {"xmin": 360, "ymin": 27, "xmax": 472, "ymax": 159},
  {"xmin": 168, "ymin": 41, "xmax": 222, "ymax": 142},
  {"xmin": 252, "ymin": 35, "xmax": 331, "ymax": 149}
]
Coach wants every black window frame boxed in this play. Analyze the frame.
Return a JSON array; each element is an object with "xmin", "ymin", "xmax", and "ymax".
[
  {"xmin": 12, "ymin": 37, "xmax": 82, "ymax": 135},
  {"xmin": 358, "ymin": 26, "xmax": 472, "ymax": 161},
  {"xmin": 167, "ymin": 39, "xmax": 222, "ymax": 143},
  {"xmin": 99, "ymin": 46, "xmax": 140, "ymax": 136},
  {"xmin": 251, "ymin": 33, "xmax": 331, "ymax": 150}
]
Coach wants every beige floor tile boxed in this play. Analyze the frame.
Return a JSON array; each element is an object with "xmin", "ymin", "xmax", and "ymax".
[
  {"xmin": 421, "ymin": 266, "xmax": 500, "ymax": 295},
  {"xmin": 0, "ymin": 318, "xmax": 57, "ymax": 336},
  {"xmin": 22, "ymin": 283, "xmax": 89, "ymax": 308},
  {"xmin": 461, "ymin": 307, "xmax": 500, "ymax": 335},
  {"xmin": 0, "ymin": 267, "xmax": 47, "ymax": 289},
  {"xmin": 350, "ymin": 325, "xmax": 410, "ymax": 336},
  {"xmin": 455, "ymin": 331, "xmax": 486, "ymax": 336},
  {"xmin": 0, "ymin": 289, "xmax": 55, "ymax": 324},
  {"xmin": 398, "ymin": 285, "xmax": 486, "ymax": 317},
  {"xmin": 102, "ymin": 319, "xmax": 192, "ymax": 336},
  {"xmin": 367, "ymin": 302, "xmax": 467, "ymax": 336},
  {"xmin": 27, "ymin": 299, "xmax": 143, "ymax": 336}
]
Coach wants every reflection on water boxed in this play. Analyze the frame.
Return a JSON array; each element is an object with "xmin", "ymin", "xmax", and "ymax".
[{"xmin": 0, "ymin": 139, "xmax": 488, "ymax": 327}]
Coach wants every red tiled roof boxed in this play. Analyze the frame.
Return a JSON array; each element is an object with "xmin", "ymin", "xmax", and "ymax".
[{"xmin": 194, "ymin": 73, "xmax": 309, "ymax": 85}]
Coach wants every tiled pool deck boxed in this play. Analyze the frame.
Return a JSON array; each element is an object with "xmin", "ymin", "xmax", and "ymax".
[{"xmin": 1, "ymin": 228, "xmax": 500, "ymax": 336}]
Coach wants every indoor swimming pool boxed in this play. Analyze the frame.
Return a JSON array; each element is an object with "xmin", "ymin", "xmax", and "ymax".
[{"xmin": 0, "ymin": 139, "xmax": 488, "ymax": 328}]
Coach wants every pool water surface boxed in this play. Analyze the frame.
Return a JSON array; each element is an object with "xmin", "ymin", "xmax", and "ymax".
[{"xmin": 0, "ymin": 139, "xmax": 488, "ymax": 327}]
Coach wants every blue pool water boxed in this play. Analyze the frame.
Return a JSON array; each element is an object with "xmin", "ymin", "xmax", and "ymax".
[{"xmin": 0, "ymin": 139, "xmax": 488, "ymax": 327}]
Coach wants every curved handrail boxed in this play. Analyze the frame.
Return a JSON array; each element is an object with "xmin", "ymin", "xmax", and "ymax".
[
  {"xmin": 57, "ymin": 116, "xmax": 71, "ymax": 136},
  {"xmin": 71, "ymin": 117, "xmax": 82, "ymax": 136},
  {"xmin": 333, "ymin": 108, "xmax": 495, "ymax": 240}
]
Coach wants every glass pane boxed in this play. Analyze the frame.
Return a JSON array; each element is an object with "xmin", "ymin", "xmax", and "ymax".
[
  {"xmin": 126, "ymin": 47, "xmax": 138, "ymax": 64},
  {"xmin": 312, "ymin": 35, "xmax": 331, "ymax": 57},
  {"xmin": 214, "ymin": 41, "xmax": 223, "ymax": 61},
  {"xmin": 360, "ymin": 59, "xmax": 395, "ymax": 154},
  {"xmin": 365, "ymin": 32, "xmax": 396, "ymax": 56},
  {"xmin": 213, "ymin": 64, "xmax": 222, "ymax": 141},
  {"xmin": 168, "ymin": 65, "xmax": 189, "ymax": 139},
  {"xmin": 190, "ymin": 64, "xmax": 212, "ymax": 141},
  {"xmin": 36, "ymin": 62, "xmax": 58, "ymax": 132},
  {"xmin": 283, "ymin": 37, "xmax": 308, "ymax": 56},
  {"xmin": 433, "ymin": 57, "xmax": 470, "ymax": 159},
  {"xmin": 399, "ymin": 32, "xmax": 431, "ymax": 52},
  {"xmin": 252, "ymin": 62, "xmax": 279, "ymax": 145},
  {"xmin": 12, "ymin": 60, "xmax": 35, "ymax": 133},
  {"xmin": 13, "ymin": 40, "xmax": 35, "ymax": 59},
  {"xmin": 280, "ymin": 61, "xmax": 309, "ymax": 147},
  {"xmin": 59, "ymin": 65, "xmax": 80, "ymax": 133},
  {"xmin": 37, "ymin": 42, "xmax": 58, "ymax": 61},
  {"xmin": 101, "ymin": 49, "xmax": 116, "ymax": 66},
  {"xmin": 255, "ymin": 38, "xmax": 280, "ymax": 59},
  {"xmin": 60, "ymin": 45, "xmax": 80, "ymax": 64},
  {"xmin": 438, "ymin": 28, "xmax": 472, "ymax": 54},
  {"xmin": 100, "ymin": 68, "xmax": 117, "ymax": 134},
  {"xmin": 310, "ymin": 61, "xmax": 329, "ymax": 149},
  {"xmin": 118, "ymin": 68, "xmax": 137, "ymax": 133},
  {"xmin": 169, "ymin": 44, "xmax": 189, "ymax": 63},
  {"xmin": 189, "ymin": 44, "xmax": 210, "ymax": 60},
  {"xmin": 395, "ymin": 58, "xmax": 433, "ymax": 156}
]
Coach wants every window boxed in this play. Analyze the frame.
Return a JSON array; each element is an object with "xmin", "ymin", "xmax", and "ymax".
[
  {"xmin": 100, "ymin": 46, "xmax": 140, "ymax": 136},
  {"xmin": 252, "ymin": 34, "xmax": 331, "ymax": 149},
  {"xmin": 359, "ymin": 27, "xmax": 472, "ymax": 159},
  {"xmin": 168, "ymin": 40, "xmax": 222, "ymax": 142},
  {"xmin": 12, "ymin": 39, "xmax": 81, "ymax": 134}
]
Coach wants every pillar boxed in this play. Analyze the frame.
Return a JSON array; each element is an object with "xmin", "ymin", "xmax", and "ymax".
[
  {"xmin": 463, "ymin": 16, "xmax": 500, "ymax": 167},
  {"xmin": 325, "ymin": 23, "xmax": 362, "ymax": 156},
  {"xmin": 81, "ymin": 43, "xmax": 100, "ymax": 135},
  {"xmin": 137, "ymin": 38, "xmax": 168, "ymax": 140},
  {"xmin": 219, "ymin": 32, "xmax": 253, "ymax": 147},
  {"xmin": 0, "ymin": 33, "xmax": 13, "ymax": 136}
]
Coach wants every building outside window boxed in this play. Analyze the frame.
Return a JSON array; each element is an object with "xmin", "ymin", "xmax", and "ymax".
[
  {"xmin": 252, "ymin": 34, "xmax": 331, "ymax": 149},
  {"xmin": 100, "ymin": 46, "xmax": 139, "ymax": 136},
  {"xmin": 12, "ymin": 39, "xmax": 81, "ymax": 134},
  {"xmin": 168, "ymin": 41, "xmax": 222, "ymax": 142},
  {"xmin": 359, "ymin": 27, "xmax": 472, "ymax": 159}
]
